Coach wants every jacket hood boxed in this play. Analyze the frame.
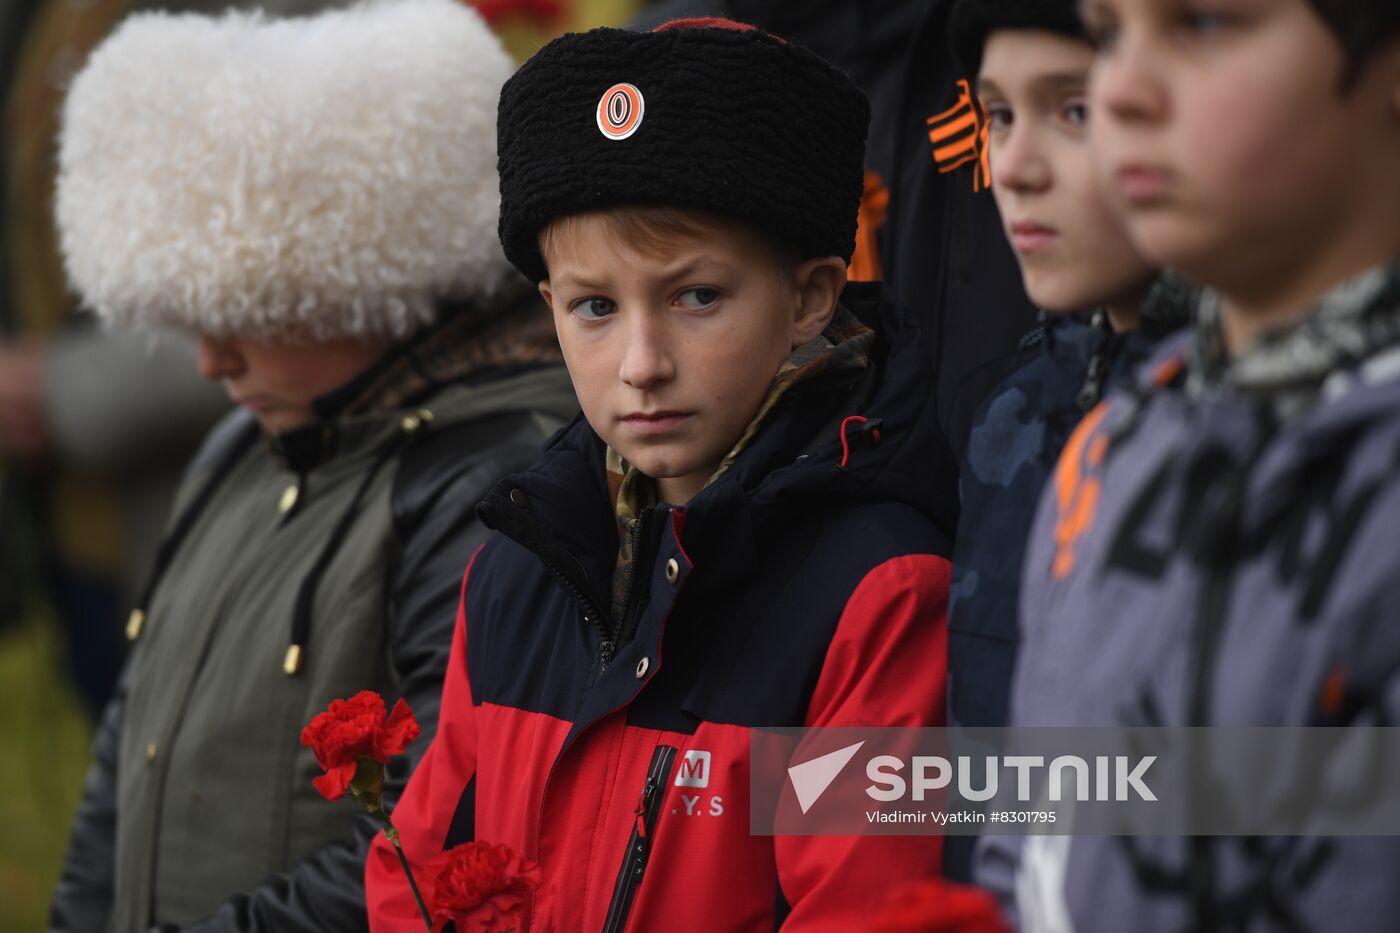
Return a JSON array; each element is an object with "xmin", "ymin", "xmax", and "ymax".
[
  {"xmin": 480, "ymin": 280, "xmax": 948, "ymax": 601},
  {"xmin": 56, "ymin": 0, "xmax": 517, "ymax": 341}
]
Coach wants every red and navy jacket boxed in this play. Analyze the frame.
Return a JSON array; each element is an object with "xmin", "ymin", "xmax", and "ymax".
[{"xmin": 366, "ymin": 282, "xmax": 951, "ymax": 932}]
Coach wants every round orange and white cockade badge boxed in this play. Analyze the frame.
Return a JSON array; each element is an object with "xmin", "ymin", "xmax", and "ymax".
[{"xmin": 596, "ymin": 83, "xmax": 645, "ymax": 141}]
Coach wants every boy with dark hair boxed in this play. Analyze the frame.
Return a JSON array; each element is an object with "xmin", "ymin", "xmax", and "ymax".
[
  {"xmin": 940, "ymin": 0, "xmax": 1192, "ymax": 886},
  {"xmin": 367, "ymin": 17, "xmax": 954, "ymax": 932},
  {"xmin": 980, "ymin": 0, "xmax": 1400, "ymax": 928},
  {"xmin": 943, "ymin": 0, "xmax": 1191, "ymax": 743}
]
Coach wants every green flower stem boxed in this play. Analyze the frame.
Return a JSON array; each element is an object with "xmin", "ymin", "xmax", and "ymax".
[
  {"xmin": 381, "ymin": 819, "xmax": 433, "ymax": 933},
  {"xmin": 353, "ymin": 785, "xmax": 433, "ymax": 932}
]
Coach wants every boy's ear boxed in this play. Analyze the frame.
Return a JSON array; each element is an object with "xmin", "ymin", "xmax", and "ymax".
[
  {"xmin": 791, "ymin": 256, "xmax": 847, "ymax": 347},
  {"xmin": 538, "ymin": 281, "xmax": 554, "ymax": 308}
]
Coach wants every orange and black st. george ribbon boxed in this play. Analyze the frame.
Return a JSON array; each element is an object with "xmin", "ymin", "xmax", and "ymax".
[{"xmin": 926, "ymin": 78, "xmax": 991, "ymax": 193}]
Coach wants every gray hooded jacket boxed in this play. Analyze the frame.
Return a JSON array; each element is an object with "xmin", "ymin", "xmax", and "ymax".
[{"xmin": 978, "ymin": 259, "xmax": 1400, "ymax": 932}]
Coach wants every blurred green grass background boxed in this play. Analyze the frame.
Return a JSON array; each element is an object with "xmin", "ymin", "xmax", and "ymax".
[{"xmin": 0, "ymin": 618, "xmax": 93, "ymax": 932}]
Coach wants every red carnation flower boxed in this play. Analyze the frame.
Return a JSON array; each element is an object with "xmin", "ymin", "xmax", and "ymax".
[
  {"xmin": 429, "ymin": 841, "xmax": 541, "ymax": 933},
  {"xmin": 472, "ymin": 0, "xmax": 563, "ymax": 29},
  {"xmin": 300, "ymin": 690, "xmax": 420, "ymax": 803},
  {"xmin": 870, "ymin": 880, "xmax": 1011, "ymax": 933}
]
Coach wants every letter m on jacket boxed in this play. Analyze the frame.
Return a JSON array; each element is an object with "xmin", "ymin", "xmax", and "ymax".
[{"xmin": 675, "ymin": 750, "xmax": 710, "ymax": 788}]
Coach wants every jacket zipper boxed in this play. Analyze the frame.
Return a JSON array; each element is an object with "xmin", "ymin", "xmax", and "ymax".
[
  {"xmin": 1077, "ymin": 312, "xmax": 1113, "ymax": 411},
  {"xmin": 482, "ymin": 492, "xmax": 666, "ymax": 678},
  {"xmin": 539, "ymin": 557, "xmax": 614, "ymax": 674},
  {"xmin": 594, "ymin": 514, "xmax": 645, "ymax": 678},
  {"xmin": 1184, "ymin": 435, "xmax": 1261, "ymax": 932},
  {"xmin": 601, "ymin": 744, "xmax": 677, "ymax": 933},
  {"xmin": 479, "ymin": 493, "xmax": 619, "ymax": 676},
  {"xmin": 607, "ymin": 509, "xmax": 655, "ymax": 672}
]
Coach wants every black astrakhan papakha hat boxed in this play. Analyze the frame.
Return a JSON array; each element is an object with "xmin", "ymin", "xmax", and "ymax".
[
  {"xmin": 496, "ymin": 17, "xmax": 871, "ymax": 283},
  {"xmin": 947, "ymin": 0, "xmax": 1088, "ymax": 78}
]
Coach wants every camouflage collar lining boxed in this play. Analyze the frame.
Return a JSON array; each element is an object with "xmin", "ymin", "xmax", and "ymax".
[{"xmin": 1188, "ymin": 257, "xmax": 1400, "ymax": 414}]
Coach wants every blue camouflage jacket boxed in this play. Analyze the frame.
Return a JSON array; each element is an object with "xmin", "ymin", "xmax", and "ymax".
[{"xmin": 948, "ymin": 283, "xmax": 1191, "ymax": 733}]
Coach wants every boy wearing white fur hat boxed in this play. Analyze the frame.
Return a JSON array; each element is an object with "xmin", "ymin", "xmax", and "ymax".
[{"xmin": 48, "ymin": 2, "xmax": 577, "ymax": 930}]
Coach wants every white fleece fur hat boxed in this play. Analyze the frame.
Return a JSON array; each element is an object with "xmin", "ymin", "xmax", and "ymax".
[{"xmin": 56, "ymin": 0, "xmax": 517, "ymax": 341}]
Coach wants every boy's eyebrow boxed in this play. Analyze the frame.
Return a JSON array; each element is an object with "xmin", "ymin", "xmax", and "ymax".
[
  {"xmin": 976, "ymin": 71, "xmax": 1088, "ymax": 100},
  {"xmin": 658, "ymin": 254, "xmax": 737, "ymax": 280},
  {"xmin": 546, "ymin": 256, "xmax": 736, "ymax": 292},
  {"xmin": 547, "ymin": 271, "xmax": 610, "ymax": 292},
  {"xmin": 1033, "ymin": 72, "xmax": 1090, "ymax": 93}
]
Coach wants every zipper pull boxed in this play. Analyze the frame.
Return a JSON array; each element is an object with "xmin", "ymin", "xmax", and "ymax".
[
  {"xmin": 1078, "ymin": 312, "xmax": 1113, "ymax": 410},
  {"xmin": 601, "ymin": 746, "xmax": 677, "ymax": 933},
  {"xmin": 634, "ymin": 775, "xmax": 659, "ymax": 840}
]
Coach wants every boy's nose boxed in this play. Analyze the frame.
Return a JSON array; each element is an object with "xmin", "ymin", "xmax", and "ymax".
[
  {"xmin": 196, "ymin": 334, "xmax": 244, "ymax": 380},
  {"xmin": 1092, "ymin": 38, "xmax": 1167, "ymax": 127},
  {"xmin": 617, "ymin": 315, "xmax": 675, "ymax": 391},
  {"xmin": 993, "ymin": 125, "xmax": 1052, "ymax": 195}
]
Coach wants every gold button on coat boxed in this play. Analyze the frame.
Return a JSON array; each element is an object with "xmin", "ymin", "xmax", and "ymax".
[
  {"xmin": 126, "ymin": 609, "xmax": 145, "ymax": 641},
  {"xmin": 402, "ymin": 409, "xmax": 434, "ymax": 432},
  {"xmin": 278, "ymin": 484, "xmax": 299, "ymax": 514},
  {"xmin": 145, "ymin": 742, "xmax": 158, "ymax": 764},
  {"xmin": 665, "ymin": 558, "xmax": 680, "ymax": 585}
]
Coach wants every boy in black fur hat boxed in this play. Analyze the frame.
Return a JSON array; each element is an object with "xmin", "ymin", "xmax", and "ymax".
[{"xmin": 366, "ymin": 17, "xmax": 969, "ymax": 932}]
